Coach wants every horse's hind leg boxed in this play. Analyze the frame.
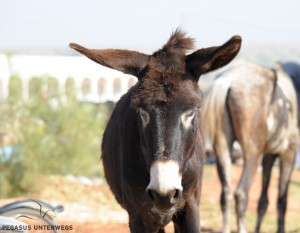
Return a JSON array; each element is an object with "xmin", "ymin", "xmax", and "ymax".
[
  {"xmin": 255, "ymin": 154, "xmax": 277, "ymax": 233},
  {"xmin": 235, "ymin": 149, "xmax": 262, "ymax": 233},
  {"xmin": 214, "ymin": 130, "xmax": 234, "ymax": 233},
  {"xmin": 277, "ymin": 145, "xmax": 296, "ymax": 233}
]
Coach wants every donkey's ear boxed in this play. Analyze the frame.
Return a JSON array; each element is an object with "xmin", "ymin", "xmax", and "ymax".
[
  {"xmin": 69, "ymin": 43, "xmax": 149, "ymax": 78},
  {"xmin": 186, "ymin": 36, "xmax": 241, "ymax": 80}
]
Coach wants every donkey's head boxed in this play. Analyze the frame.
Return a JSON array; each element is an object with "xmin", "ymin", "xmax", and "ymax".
[{"xmin": 70, "ymin": 29, "xmax": 241, "ymax": 211}]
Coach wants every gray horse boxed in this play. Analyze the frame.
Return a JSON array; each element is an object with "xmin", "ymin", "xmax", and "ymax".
[{"xmin": 203, "ymin": 60, "xmax": 298, "ymax": 233}]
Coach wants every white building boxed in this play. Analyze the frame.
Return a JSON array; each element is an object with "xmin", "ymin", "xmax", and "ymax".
[{"xmin": 0, "ymin": 54, "xmax": 137, "ymax": 103}]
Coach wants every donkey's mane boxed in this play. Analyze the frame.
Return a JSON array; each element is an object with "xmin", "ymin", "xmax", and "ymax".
[
  {"xmin": 131, "ymin": 29, "xmax": 196, "ymax": 107},
  {"xmin": 152, "ymin": 29, "xmax": 195, "ymax": 72},
  {"xmin": 163, "ymin": 29, "xmax": 195, "ymax": 53}
]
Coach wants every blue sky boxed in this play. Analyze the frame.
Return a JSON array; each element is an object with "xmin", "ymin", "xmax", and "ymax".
[{"xmin": 0, "ymin": 0, "xmax": 299, "ymax": 52}]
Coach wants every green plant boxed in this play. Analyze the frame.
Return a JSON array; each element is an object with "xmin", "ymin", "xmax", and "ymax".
[{"xmin": 0, "ymin": 75, "xmax": 111, "ymax": 197}]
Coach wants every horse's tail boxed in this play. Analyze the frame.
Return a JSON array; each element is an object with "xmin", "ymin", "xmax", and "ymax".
[{"xmin": 202, "ymin": 76, "xmax": 232, "ymax": 147}]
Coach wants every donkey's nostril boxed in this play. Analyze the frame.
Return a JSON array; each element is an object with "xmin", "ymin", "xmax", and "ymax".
[
  {"xmin": 145, "ymin": 188, "xmax": 182, "ymax": 207},
  {"xmin": 171, "ymin": 189, "xmax": 182, "ymax": 204},
  {"xmin": 173, "ymin": 189, "xmax": 180, "ymax": 199},
  {"xmin": 146, "ymin": 189, "xmax": 155, "ymax": 202}
]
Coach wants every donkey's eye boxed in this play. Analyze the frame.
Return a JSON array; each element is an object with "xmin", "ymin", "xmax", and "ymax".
[
  {"xmin": 186, "ymin": 111, "xmax": 195, "ymax": 118},
  {"xmin": 138, "ymin": 108, "xmax": 150, "ymax": 127},
  {"xmin": 181, "ymin": 109, "xmax": 196, "ymax": 129}
]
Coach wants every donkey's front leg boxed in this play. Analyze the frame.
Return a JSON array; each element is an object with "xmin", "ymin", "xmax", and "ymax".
[
  {"xmin": 129, "ymin": 214, "xmax": 161, "ymax": 233},
  {"xmin": 173, "ymin": 199, "xmax": 200, "ymax": 233}
]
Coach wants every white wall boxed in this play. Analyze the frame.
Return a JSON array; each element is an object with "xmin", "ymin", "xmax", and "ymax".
[
  {"xmin": 0, "ymin": 54, "xmax": 137, "ymax": 102},
  {"xmin": 0, "ymin": 55, "xmax": 10, "ymax": 100}
]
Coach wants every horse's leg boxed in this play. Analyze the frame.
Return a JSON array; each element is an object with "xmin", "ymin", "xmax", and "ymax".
[
  {"xmin": 214, "ymin": 136, "xmax": 233, "ymax": 233},
  {"xmin": 255, "ymin": 154, "xmax": 277, "ymax": 233},
  {"xmin": 235, "ymin": 151, "xmax": 261, "ymax": 233},
  {"xmin": 212, "ymin": 104, "xmax": 234, "ymax": 233},
  {"xmin": 277, "ymin": 146, "xmax": 296, "ymax": 233}
]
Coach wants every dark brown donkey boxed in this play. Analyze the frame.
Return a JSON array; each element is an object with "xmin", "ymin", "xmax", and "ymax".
[{"xmin": 70, "ymin": 29, "xmax": 241, "ymax": 233}]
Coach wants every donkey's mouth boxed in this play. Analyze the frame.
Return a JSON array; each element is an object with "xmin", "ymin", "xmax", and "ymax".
[
  {"xmin": 153, "ymin": 203, "xmax": 175, "ymax": 213},
  {"xmin": 150, "ymin": 205, "xmax": 178, "ymax": 222}
]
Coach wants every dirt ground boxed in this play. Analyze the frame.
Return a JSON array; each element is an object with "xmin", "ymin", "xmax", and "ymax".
[{"xmin": 1, "ymin": 164, "xmax": 300, "ymax": 233}]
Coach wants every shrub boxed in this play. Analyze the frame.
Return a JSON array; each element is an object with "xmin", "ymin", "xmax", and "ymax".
[{"xmin": 0, "ymin": 76, "xmax": 111, "ymax": 197}]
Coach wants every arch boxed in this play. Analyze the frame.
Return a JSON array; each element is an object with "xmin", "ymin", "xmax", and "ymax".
[
  {"xmin": 81, "ymin": 78, "xmax": 91, "ymax": 96},
  {"xmin": 47, "ymin": 77, "xmax": 59, "ymax": 98},
  {"xmin": 113, "ymin": 78, "xmax": 122, "ymax": 95},
  {"xmin": 29, "ymin": 77, "xmax": 43, "ymax": 99},
  {"xmin": 65, "ymin": 77, "xmax": 76, "ymax": 99},
  {"xmin": 0, "ymin": 79, "xmax": 3, "ymax": 100},
  {"xmin": 128, "ymin": 77, "xmax": 136, "ymax": 90},
  {"xmin": 8, "ymin": 75, "xmax": 23, "ymax": 101},
  {"xmin": 98, "ymin": 78, "xmax": 106, "ymax": 96}
]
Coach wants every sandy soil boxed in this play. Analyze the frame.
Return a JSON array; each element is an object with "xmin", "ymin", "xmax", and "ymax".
[{"xmin": 1, "ymin": 164, "xmax": 300, "ymax": 233}]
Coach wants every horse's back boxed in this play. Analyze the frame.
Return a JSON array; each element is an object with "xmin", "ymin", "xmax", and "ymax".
[
  {"xmin": 228, "ymin": 61, "xmax": 276, "ymax": 112},
  {"xmin": 226, "ymin": 61, "xmax": 298, "ymax": 154},
  {"xmin": 227, "ymin": 62, "xmax": 274, "ymax": 146}
]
